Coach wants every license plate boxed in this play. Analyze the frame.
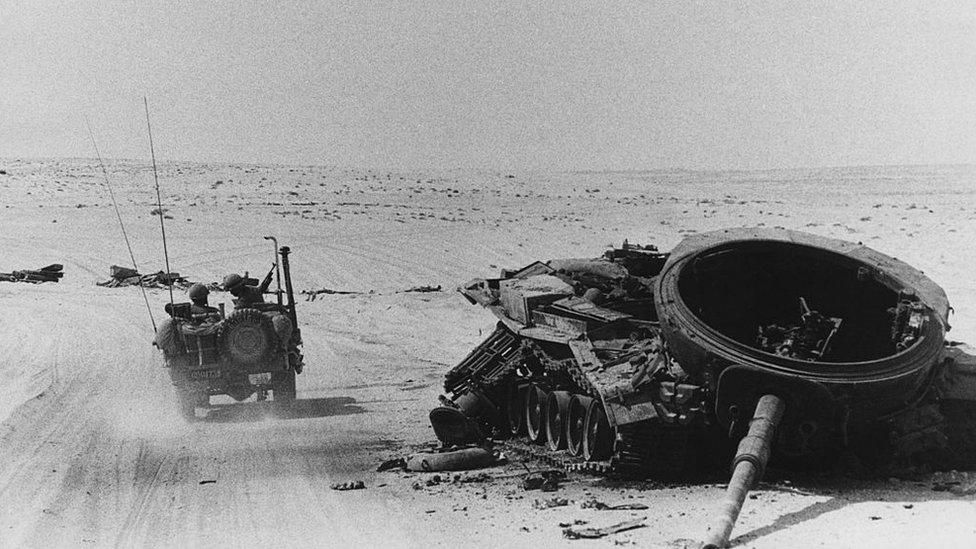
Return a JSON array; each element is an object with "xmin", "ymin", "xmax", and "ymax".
[
  {"xmin": 189, "ymin": 369, "xmax": 222, "ymax": 381},
  {"xmin": 248, "ymin": 373, "xmax": 272, "ymax": 386}
]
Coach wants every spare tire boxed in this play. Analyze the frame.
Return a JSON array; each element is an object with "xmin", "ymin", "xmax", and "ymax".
[{"xmin": 219, "ymin": 308, "xmax": 277, "ymax": 365}]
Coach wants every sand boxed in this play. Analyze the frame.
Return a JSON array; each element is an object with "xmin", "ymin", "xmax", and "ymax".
[{"xmin": 0, "ymin": 159, "xmax": 974, "ymax": 548}]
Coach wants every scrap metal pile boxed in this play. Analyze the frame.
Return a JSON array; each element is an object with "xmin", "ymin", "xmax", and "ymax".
[
  {"xmin": 96, "ymin": 265, "xmax": 217, "ymax": 291},
  {"xmin": 431, "ymin": 227, "xmax": 976, "ymax": 546},
  {"xmin": 0, "ymin": 264, "xmax": 64, "ymax": 283}
]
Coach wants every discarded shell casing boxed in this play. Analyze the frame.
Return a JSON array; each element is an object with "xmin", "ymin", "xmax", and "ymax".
[{"xmin": 702, "ymin": 393, "xmax": 786, "ymax": 549}]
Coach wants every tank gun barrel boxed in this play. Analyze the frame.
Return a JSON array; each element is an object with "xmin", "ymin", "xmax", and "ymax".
[{"xmin": 702, "ymin": 393, "xmax": 785, "ymax": 549}]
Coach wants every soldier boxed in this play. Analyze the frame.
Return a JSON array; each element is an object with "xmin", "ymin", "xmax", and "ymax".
[
  {"xmin": 188, "ymin": 283, "xmax": 220, "ymax": 317},
  {"xmin": 222, "ymin": 270, "xmax": 272, "ymax": 307}
]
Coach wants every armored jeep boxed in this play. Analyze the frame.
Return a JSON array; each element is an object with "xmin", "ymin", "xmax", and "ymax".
[{"xmin": 154, "ymin": 244, "xmax": 304, "ymax": 420}]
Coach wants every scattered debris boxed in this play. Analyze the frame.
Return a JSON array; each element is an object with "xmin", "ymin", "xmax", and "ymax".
[
  {"xmin": 562, "ymin": 518, "xmax": 646, "ymax": 540},
  {"xmin": 96, "ymin": 264, "xmax": 216, "ymax": 290},
  {"xmin": 452, "ymin": 472, "xmax": 492, "ymax": 484},
  {"xmin": 533, "ymin": 497, "xmax": 569, "ymax": 509},
  {"xmin": 303, "ymin": 284, "xmax": 442, "ymax": 300},
  {"xmin": 330, "ymin": 480, "xmax": 365, "ymax": 491},
  {"xmin": 0, "ymin": 264, "xmax": 64, "ymax": 284},
  {"xmin": 521, "ymin": 469, "xmax": 565, "ymax": 492},
  {"xmin": 399, "ymin": 285, "xmax": 442, "ymax": 293},
  {"xmin": 302, "ymin": 288, "xmax": 362, "ymax": 300},
  {"xmin": 558, "ymin": 520, "xmax": 589, "ymax": 528},
  {"xmin": 931, "ymin": 470, "xmax": 976, "ymax": 495},
  {"xmin": 580, "ymin": 499, "xmax": 649, "ymax": 511}
]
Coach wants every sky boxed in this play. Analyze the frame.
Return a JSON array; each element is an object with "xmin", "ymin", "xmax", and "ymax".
[{"xmin": 1, "ymin": 1, "xmax": 974, "ymax": 170}]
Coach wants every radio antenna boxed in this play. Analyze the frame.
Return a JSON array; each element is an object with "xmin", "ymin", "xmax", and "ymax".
[
  {"xmin": 143, "ymin": 97, "xmax": 174, "ymax": 308},
  {"xmin": 85, "ymin": 117, "xmax": 157, "ymax": 332}
]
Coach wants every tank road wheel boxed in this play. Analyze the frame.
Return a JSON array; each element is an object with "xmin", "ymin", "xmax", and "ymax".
[
  {"xmin": 507, "ymin": 382, "xmax": 527, "ymax": 436},
  {"xmin": 218, "ymin": 309, "xmax": 277, "ymax": 366},
  {"xmin": 525, "ymin": 385, "xmax": 549, "ymax": 444},
  {"xmin": 567, "ymin": 395, "xmax": 592, "ymax": 457},
  {"xmin": 175, "ymin": 385, "xmax": 207, "ymax": 421},
  {"xmin": 545, "ymin": 391, "xmax": 572, "ymax": 451},
  {"xmin": 272, "ymin": 370, "xmax": 297, "ymax": 402},
  {"xmin": 583, "ymin": 399, "xmax": 613, "ymax": 461}
]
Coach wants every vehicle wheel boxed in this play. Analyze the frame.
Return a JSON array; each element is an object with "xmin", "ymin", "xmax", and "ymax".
[
  {"xmin": 272, "ymin": 370, "xmax": 297, "ymax": 402},
  {"xmin": 175, "ymin": 385, "xmax": 206, "ymax": 421},
  {"xmin": 219, "ymin": 309, "xmax": 277, "ymax": 365},
  {"xmin": 525, "ymin": 384, "xmax": 548, "ymax": 444},
  {"xmin": 545, "ymin": 391, "xmax": 572, "ymax": 451},
  {"xmin": 566, "ymin": 395, "xmax": 592, "ymax": 457},
  {"xmin": 583, "ymin": 399, "xmax": 612, "ymax": 461}
]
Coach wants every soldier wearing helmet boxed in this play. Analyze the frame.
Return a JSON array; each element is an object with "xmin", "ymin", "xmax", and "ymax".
[
  {"xmin": 188, "ymin": 283, "xmax": 219, "ymax": 317},
  {"xmin": 222, "ymin": 268, "xmax": 272, "ymax": 307}
]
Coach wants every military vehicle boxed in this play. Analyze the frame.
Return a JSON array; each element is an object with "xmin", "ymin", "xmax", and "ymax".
[
  {"xmin": 438, "ymin": 227, "xmax": 976, "ymax": 547},
  {"xmin": 154, "ymin": 241, "xmax": 304, "ymax": 420}
]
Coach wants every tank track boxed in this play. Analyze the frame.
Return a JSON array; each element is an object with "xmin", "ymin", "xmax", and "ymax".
[
  {"xmin": 611, "ymin": 421, "xmax": 694, "ymax": 477},
  {"xmin": 499, "ymin": 422, "xmax": 693, "ymax": 478},
  {"xmin": 444, "ymin": 322, "xmax": 708, "ymax": 478}
]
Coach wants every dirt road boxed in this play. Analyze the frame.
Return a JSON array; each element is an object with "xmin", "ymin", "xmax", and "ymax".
[{"xmin": 1, "ymin": 160, "xmax": 975, "ymax": 548}]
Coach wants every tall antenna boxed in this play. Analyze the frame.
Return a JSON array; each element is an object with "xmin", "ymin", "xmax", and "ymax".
[
  {"xmin": 144, "ymin": 97, "xmax": 174, "ymax": 307},
  {"xmin": 85, "ymin": 117, "xmax": 157, "ymax": 332}
]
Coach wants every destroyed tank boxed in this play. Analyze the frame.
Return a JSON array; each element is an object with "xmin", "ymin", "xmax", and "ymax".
[
  {"xmin": 154, "ymin": 242, "xmax": 305, "ymax": 420},
  {"xmin": 440, "ymin": 228, "xmax": 962, "ymax": 477}
]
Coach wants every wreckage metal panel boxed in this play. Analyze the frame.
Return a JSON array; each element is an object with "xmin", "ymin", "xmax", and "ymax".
[
  {"xmin": 551, "ymin": 296, "xmax": 632, "ymax": 323},
  {"xmin": 599, "ymin": 386, "xmax": 660, "ymax": 426},
  {"xmin": 458, "ymin": 279, "xmax": 495, "ymax": 307},
  {"xmin": 568, "ymin": 340, "xmax": 661, "ymax": 427},
  {"xmin": 518, "ymin": 326, "xmax": 578, "ymax": 344},
  {"xmin": 664, "ymin": 228, "xmax": 950, "ymax": 326},
  {"xmin": 941, "ymin": 344, "xmax": 976, "ymax": 401},
  {"xmin": 531, "ymin": 310, "xmax": 588, "ymax": 337}
]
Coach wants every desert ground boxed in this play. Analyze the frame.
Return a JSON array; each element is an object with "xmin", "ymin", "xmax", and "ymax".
[{"xmin": 0, "ymin": 159, "xmax": 975, "ymax": 548}]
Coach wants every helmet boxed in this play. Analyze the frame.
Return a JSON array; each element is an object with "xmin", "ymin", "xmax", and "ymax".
[
  {"xmin": 188, "ymin": 283, "xmax": 209, "ymax": 301},
  {"xmin": 222, "ymin": 273, "xmax": 243, "ymax": 291}
]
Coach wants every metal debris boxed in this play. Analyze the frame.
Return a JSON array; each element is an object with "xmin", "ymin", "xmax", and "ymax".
[
  {"xmin": 0, "ymin": 264, "xmax": 64, "ymax": 283},
  {"xmin": 521, "ymin": 469, "xmax": 565, "ymax": 492},
  {"xmin": 532, "ymin": 497, "xmax": 569, "ymax": 509},
  {"xmin": 97, "ymin": 264, "xmax": 204, "ymax": 289},
  {"xmin": 330, "ymin": 480, "xmax": 365, "ymax": 491},
  {"xmin": 580, "ymin": 499, "xmax": 649, "ymax": 511},
  {"xmin": 562, "ymin": 518, "xmax": 646, "ymax": 540}
]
